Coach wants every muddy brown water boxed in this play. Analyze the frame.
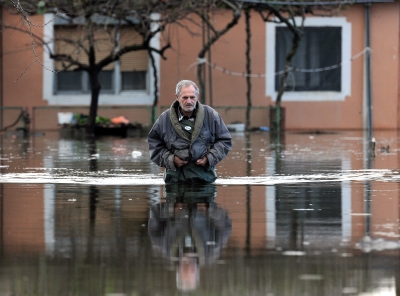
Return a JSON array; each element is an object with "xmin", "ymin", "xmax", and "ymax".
[{"xmin": 0, "ymin": 130, "xmax": 399, "ymax": 295}]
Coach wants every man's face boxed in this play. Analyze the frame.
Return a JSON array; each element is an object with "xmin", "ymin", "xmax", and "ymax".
[{"xmin": 176, "ymin": 85, "xmax": 198, "ymax": 115}]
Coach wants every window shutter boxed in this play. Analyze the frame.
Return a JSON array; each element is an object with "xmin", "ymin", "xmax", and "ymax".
[
  {"xmin": 93, "ymin": 29, "xmax": 115, "ymax": 71},
  {"xmin": 54, "ymin": 26, "xmax": 86, "ymax": 70},
  {"xmin": 119, "ymin": 27, "xmax": 148, "ymax": 72},
  {"xmin": 54, "ymin": 26, "xmax": 115, "ymax": 71}
]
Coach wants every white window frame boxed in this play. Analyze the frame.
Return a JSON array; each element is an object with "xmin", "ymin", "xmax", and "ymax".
[
  {"xmin": 43, "ymin": 13, "xmax": 160, "ymax": 106},
  {"xmin": 266, "ymin": 17, "xmax": 351, "ymax": 102},
  {"xmin": 265, "ymin": 155, "xmax": 352, "ymax": 247}
]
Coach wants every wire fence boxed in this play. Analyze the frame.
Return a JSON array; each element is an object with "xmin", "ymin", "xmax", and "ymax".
[
  {"xmin": 188, "ymin": 47, "xmax": 371, "ymax": 78},
  {"xmin": 0, "ymin": 107, "xmax": 25, "ymax": 131}
]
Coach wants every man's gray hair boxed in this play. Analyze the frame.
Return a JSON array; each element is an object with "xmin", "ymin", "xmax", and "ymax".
[{"xmin": 175, "ymin": 80, "xmax": 200, "ymax": 97}]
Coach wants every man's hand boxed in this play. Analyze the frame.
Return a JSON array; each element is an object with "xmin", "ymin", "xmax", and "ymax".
[
  {"xmin": 173, "ymin": 155, "xmax": 188, "ymax": 168},
  {"xmin": 195, "ymin": 155, "xmax": 208, "ymax": 167}
]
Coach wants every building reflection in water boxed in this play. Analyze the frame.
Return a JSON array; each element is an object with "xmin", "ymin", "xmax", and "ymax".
[
  {"xmin": 148, "ymin": 184, "xmax": 232, "ymax": 292},
  {"xmin": 1, "ymin": 131, "xmax": 400, "ymax": 294}
]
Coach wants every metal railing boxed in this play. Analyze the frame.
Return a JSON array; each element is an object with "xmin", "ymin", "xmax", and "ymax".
[
  {"xmin": 1, "ymin": 105, "xmax": 271, "ymax": 132},
  {"xmin": 0, "ymin": 107, "xmax": 25, "ymax": 131}
]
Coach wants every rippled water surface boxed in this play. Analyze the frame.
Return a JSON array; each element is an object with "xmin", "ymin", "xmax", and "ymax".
[{"xmin": 0, "ymin": 130, "xmax": 400, "ymax": 295}]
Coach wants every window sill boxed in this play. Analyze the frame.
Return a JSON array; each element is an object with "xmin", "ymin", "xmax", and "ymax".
[{"xmin": 270, "ymin": 91, "xmax": 346, "ymax": 102}]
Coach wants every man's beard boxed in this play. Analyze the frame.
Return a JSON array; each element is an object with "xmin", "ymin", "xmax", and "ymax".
[{"xmin": 180, "ymin": 103, "xmax": 196, "ymax": 113}]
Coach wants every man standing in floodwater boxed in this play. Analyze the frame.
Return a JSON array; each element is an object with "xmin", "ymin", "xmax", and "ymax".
[{"xmin": 147, "ymin": 80, "xmax": 232, "ymax": 183}]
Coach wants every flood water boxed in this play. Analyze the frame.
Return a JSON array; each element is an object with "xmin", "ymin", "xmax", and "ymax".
[{"xmin": 0, "ymin": 130, "xmax": 400, "ymax": 295}]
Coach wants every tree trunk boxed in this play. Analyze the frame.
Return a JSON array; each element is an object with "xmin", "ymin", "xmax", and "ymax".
[
  {"xmin": 150, "ymin": 51, "xmax": 159, "ymax": 124},
  {"xmin": 196, "ymin": 6, "xmax": 241, "ymax": 105},
  {"xmin": 199, "ymin": 15, "xmax": 207, "ymax": 105},
  {"xmin": 87, "ymin": 71, "xmax": 101, "ymax": 136},
  {"xmin": 197, "ymin": 58, "xmax": 206, "ymax": 104},
  {"xmin": 274, "ymin": 29, "xmax": 301, "ymax": 139}
]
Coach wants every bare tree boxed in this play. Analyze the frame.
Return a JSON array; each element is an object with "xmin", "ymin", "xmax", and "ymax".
[
  {"xmin": 178, "ymin": 0, "xmax": 344, "ymax": 134},
  {"xmin": 250, "ymin": 1, "xmax": 346, "ymax": 140},
  {"xmin": 2, "ymin": 0, "xmax": 349, "ymax": 138},
  {"xmin": 255, "ymin": 4, "xmax": 304, "ymax": 138},
  {"xmin": 1, "ymin": 0, "xmax": 217, "ymax": 135},
  {"xmin": 188, "ymin": 0, "xmax": 243, "ymax": 104}
]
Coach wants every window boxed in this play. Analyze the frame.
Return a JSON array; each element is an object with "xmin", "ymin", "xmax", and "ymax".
[
  {"xmin": 55, "ymin": 70, "xmax": 113, "ymax": 93},
  {"xmin": 98, "ymin": 71, "xmax": 114, "ymax": 91},
  {"xmin": 56, "ymin": 71, "xmax": 83, "ymax": 92},
  {"xmin": 119, "ymin": 27, "xmax": 148, "ymax": 91},
  {"xmin": 122, "ymin": 71, "xmax": 147, "ymax": 90},
  {"xmin": 44, "ymin": 13, "xmax": 158, "ymax": 106},
  {"xmin": 54, "ymin": 25, "xmax": 148, "ymax": 94},
  {"xmin": 266, "ymin": 17, "xmax": 351, "ymax": 101},
  {"xmin": 275, "ymin": 27, "xmax": 341, "ymax": 92}
]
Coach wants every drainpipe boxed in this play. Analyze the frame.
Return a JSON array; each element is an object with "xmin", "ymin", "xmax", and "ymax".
[
  {"xmin": 363, "ymin": 3, "xmax": 373, "ymax": 248},
  {"xmin": 364, "ymin": 3, "xmax": 373, "ymax": 147},
  {"xmin": 361, "ymin": 2, "xmax": 373, "ymax": 255}
]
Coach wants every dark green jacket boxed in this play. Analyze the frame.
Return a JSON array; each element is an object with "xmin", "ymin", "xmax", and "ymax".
[{"xmin": 148, "ymin": 101, "xmax": 232, "ymax": 183}]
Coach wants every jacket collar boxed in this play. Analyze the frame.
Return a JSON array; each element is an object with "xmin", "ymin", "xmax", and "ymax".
[{"xmin": 170, "ymin": 100, "xmax": 205, "ymax": 143}]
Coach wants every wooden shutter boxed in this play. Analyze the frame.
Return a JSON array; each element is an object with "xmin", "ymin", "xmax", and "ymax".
[
  {"xmin": 119, "ymin": 27, "xmax": 148, "ymax": 72},
  {"xmin": 93, "ymin": 29, "xmax": 115, "ymax": 71},
  {"xmin": 54, "ymin": 26, "xmax": 115, "ymax": 71}
]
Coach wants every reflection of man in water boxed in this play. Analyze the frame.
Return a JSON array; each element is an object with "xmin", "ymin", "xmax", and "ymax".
[{"xmin": 148, "ymin": 184, "xmax": 232, "ymax": 292}]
